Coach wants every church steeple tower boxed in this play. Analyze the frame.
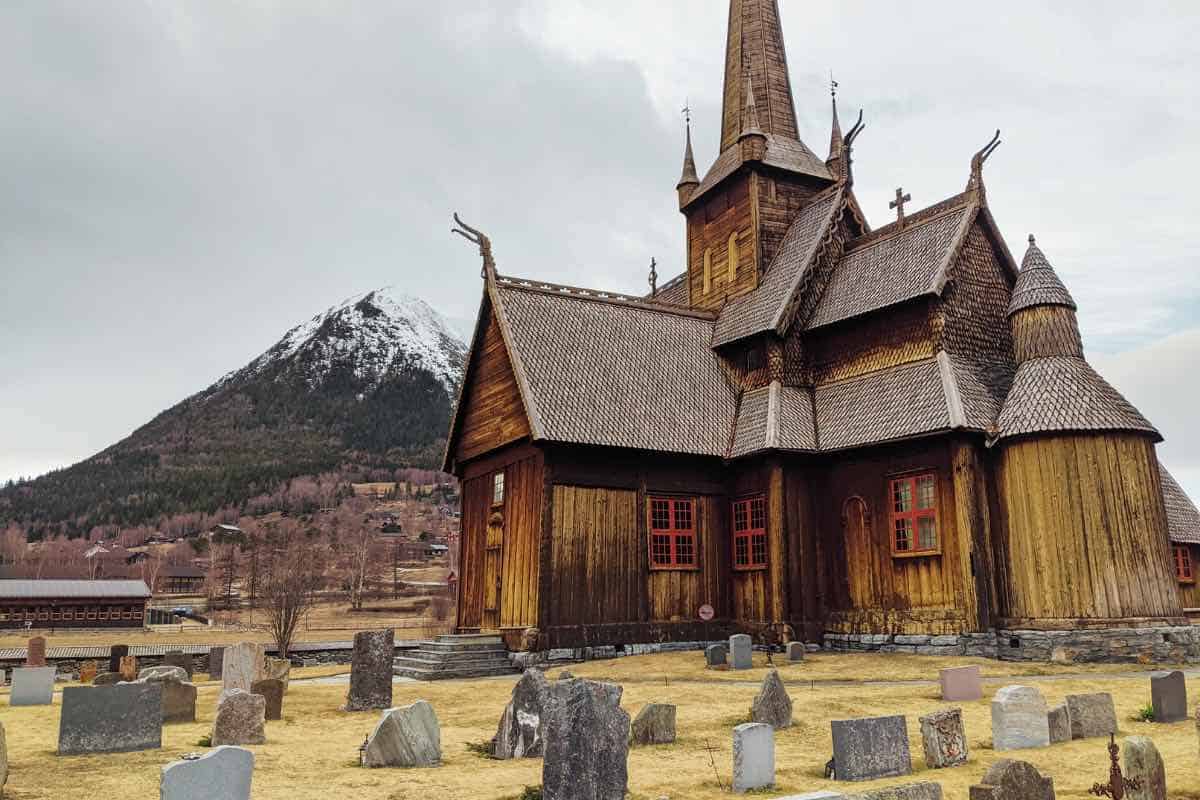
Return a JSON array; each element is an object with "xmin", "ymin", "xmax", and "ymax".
[{"xmin": 720, "ymin": 0, "xmax": 800, "ymax": 151}]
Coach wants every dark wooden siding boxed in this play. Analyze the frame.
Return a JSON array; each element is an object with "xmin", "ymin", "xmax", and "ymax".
[
  {"xmin": 498, "ymin": 451, "xmax": 543, "ymax": 629},
  {"xmin": 453, "ymin": 304, "xmax": 531, "ymax": 464},
  {"xmin": 686, "ymin": 174, "xmax": 756, "ymax": 310},
  {"xmin": 456, "ymin": 472, "xmax": 492, "ymax": 631},
  {"xmin": 807, "ymin": 300, "xmax": 935, "ymax": 384}
]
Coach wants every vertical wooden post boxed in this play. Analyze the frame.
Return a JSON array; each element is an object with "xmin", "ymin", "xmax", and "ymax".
[
  {"xmin": 767, "ymin": 459, "xmax": 788, "ymax": 624},
  {"xmin": 951, "ymin": 439, "xmax": 994, "ymax": 631},
  {"xmin": 536, "ymin": 451, "xmax": 555, "ymax": 643}
]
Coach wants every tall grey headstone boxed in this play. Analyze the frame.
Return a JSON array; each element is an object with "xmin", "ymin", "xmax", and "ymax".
[
  {"xmin": 968, "ymin": 758, "xmax": 1054, "ymax": 800},
  {"xmin": 750, "ymin": 669, "xmax": 793, "ymax": 729},
  {"xmin": 1122, "ymin": 736, "xmax": 1166, "ymax": 800},
  {"xmin": 730, "ymin": 634, "xmax": 753, "ymax": 670},
  {"xmin": 706, "ymin": 644, "xmax": 728, "ymax": 668},
  {"xmin": 919, "ymin": 708, "xmax": 967, "ymax": 769},
  {"xmin": 58, "ymin": 684, "xmax": 163, "ymax": 755},
  {"xmin": 1149, "ymin": 671, "xmax": 1187, "ymax": 724},
  {"xmin": 1065, "ymin": 693, "xmax": 1117, "ymax": 740},
  {"xmin": 161, "ymin": 746, "xmax": 254, "ymax": 800},
  {"xmin": 542, "ymin": 678, "xmax": 629, "ymax": 800},
  {"xmin": 494, "ymin": 669, "xmax": 550, "ymax": 759},
  {"xmin": 631, "ymin": 703, "xmax": 676, "ymax": 745},
  {"xmin": 363, "ymin": 700, "xmax": 442, "ymax": 768},
  {"xmin": 10, "ymin": 667, "xmax": 56, "ymax": 706},
  {"xmin": 221, "ymin": 643, "xmax": 265, "ymax": 700},
  {"xmin": 138, "ymin": 670, "xmax": 196, "ymax": 724},
  {"xmin": 831, "ymin": 715, "xmax": 911, "ymax": 781},
  {"xmin": 345, "ymin": 629, "xmax": 394, "ymax": 712},
  {"xmin": 732, "ymin": 722, "xmax": 774, "ymax": 793},
  {"xmin": 990, "ymin": 686, "xmax": 1050, "ymax": 751},
  {"xmin": 212, "ymin": 689, "xmax": 266, "ymax": 746}
]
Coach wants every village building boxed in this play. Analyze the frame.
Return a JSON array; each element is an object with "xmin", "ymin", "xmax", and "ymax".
[
  {"xmin": 443, "ymin": 0, "xmax": 1200, "ymax": 661},
  {"xmin": 0, "ymin": 579, "xmax": 151, "ymax": 629},
  {"xmin": 156, "ymin": 565, "xmax": 207, "ymax": 595}
]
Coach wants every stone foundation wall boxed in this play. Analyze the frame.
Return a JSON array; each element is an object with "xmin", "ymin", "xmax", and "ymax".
[{"xmin": 823, "ymin": 625, "xmax": 1200, "ymax": 664}]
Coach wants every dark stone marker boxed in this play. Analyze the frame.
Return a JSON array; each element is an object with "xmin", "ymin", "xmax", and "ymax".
[
  {"xmin": 25, "ymin": 636, "xmax": 47, "ymax": 667},
  {"xmin": 705, "ymin": 644, "xmax": 728, "ymax": 668},
  {"xmin": 208, "ymin": 646, "xmax": 225, "ymax": 680},
  {"xmin": 542, "ymin": 678, "xmax": 629, "ymax": 800},
  {"xmin": 251, "ymin": 678, "xmax": 284, "ymax": 721},
  {"xmin": 831, "ymin": 714, "xmax": 912, "ymax": 782},
  {"xmin": 968, "ymin": 758, "xmax": 1054, "ymax": 800},
  {"xmin": 109, "ymin": 644, "xmax": 129, "ymax": 674},
  {"xmin": 1150, "ymin": 670, "xmax": 1187, "ymax": 724},
  {"xmin": 58, "ymin": 684, "xmax": 163, "ymax": 756},
  {"xmin": 494, "ymin": 669, "xmax": 551, "ymax": 759},
  {"xmin": 163, "ymin": 651, "xmax": 194, "ymax": 680},
  {"xmin": 344, "ymin": 629, "xmax": 394, "ymax": 712}
]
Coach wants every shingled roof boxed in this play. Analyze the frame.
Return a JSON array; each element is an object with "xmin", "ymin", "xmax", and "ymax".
[
  {"xmin": 1160, "ymin": 463, "xmax": 1200, "ymax": 545},
  {"xmin": 493, "ymin": 278, "xmax": 736, "ymax": 457},
  {"xmin": 1009, "ymin": 237, "xmax": 1077, "ymax": 315},
  {"xmin": 807, "ymin": 199, "xmax": 976, "ymax": 329},
  {"xmin": 713, "ymin": 188, "xmax": 842, "ymax": 347},
  {"xmin": 686, "ymin": 135, "xmax": 832, "ymax": 211}
]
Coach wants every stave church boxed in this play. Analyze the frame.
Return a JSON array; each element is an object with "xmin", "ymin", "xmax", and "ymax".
[{"xmin": 444, "ymin": 0, "xmax": 1200, "ymax": 662}]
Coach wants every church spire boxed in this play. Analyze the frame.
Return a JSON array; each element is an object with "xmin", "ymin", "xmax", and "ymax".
[
  {"xmin": 827, "ymin": 81, "xmax": 843, "ymax": 161},
  {"xmin": 719, "ymin": 0, "xmax": 800, "ymax": 152},
  {"xmin": 676, "ymin": 117, "xmax": 699, "ymax": 207}
]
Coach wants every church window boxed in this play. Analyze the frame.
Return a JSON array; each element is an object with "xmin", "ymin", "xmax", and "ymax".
[
  {"xmin": 492, "ymin": 472, "xmax": 505, "ymax": 506},
  {"xmin": 702, "ymin": 248, "xmax": 712, "ymax": 295},
  {"xmin": 649, "ymin": 496, "xmax": 697, "ymax": 569},
  {"xmin": 890, "ymin": 474, "xmax": 939, "ymax": 555},
  {"xmin": 732, "ymin": 495, "xmax": 767, "ymax": 570},
  {"xmin": 727, "ymin": 232, "xmax": 739, "ymax": 282},
  {"xmin": 1175, "ymin": 545, "xmax": 1194, "ymax": 583}
]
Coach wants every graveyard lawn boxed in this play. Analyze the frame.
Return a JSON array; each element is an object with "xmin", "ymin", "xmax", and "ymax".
[{"xmin": 3, "ymin": 653, "xmax": 1198, "ymax": 800}]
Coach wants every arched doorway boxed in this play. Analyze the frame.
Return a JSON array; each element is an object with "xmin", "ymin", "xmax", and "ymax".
[{"xmin": 842, "ymin": 496, "xmax": 875, "ymax": 609}]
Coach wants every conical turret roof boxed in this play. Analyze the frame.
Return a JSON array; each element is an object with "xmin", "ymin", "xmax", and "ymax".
[{"xmin": 1008, "ymin": 235, "xmax": 1077, "ymax": 316}]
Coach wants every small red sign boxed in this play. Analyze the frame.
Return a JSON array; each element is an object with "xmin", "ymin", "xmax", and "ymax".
[{"xmin": 698, "ymin": 604, "xmax": 715, "ymax": 621}]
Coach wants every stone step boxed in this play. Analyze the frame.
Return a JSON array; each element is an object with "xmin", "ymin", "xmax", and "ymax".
[
  {"xmin": 392, "ymin": 661, "xmax": 518, "ymax": 681},
  {"xmin": 397, "ymin": 649, "xmax": 510, "ymax": 665},
  {"xmin": 414, "ymin": 640, "xmax": 508, "ymax": 654},
  {"xmin": 434, "ymin": 634, "xmax": 504, "ymax": 645},
  {"xmin": 393, "ymin": 653, "xmax": 512, "ymax": 672}
]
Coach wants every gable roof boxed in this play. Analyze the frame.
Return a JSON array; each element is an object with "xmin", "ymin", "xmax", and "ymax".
[
  {"xmin": 491, "ymin": 277, "xmax": 737, "ymax": 457},
  {"xmin": 807, "ymin": 199, "xmax": 976, "ymax": 330},
  {"xmin": 713, "ymin": 187, "xmax": 842, "ymax": 347},
  {"xmin": 1160, "ymin": 463, "xmax": 1200, "ymax": 545},
  {"xmin": 0, "ymin": 580, "xmax": 152, "ymax": 600}
]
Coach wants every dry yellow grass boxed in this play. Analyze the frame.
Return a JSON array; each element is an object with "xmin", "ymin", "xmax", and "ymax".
[{"xmin": 2, "ymin": 653, "xmax": 1197, "ymax": 800}]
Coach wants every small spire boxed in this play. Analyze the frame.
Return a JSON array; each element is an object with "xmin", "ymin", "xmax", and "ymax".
[
  {"xmin": 676, "ymin": 115, "xmax": 699, "ymax": 190},
  {"xmin": 648, "ymin": 257, "xmax": 658, "ymax": 296},
  {"xmin": 740, "ymin": 74, "xmax": 765, "ymax": 140}
]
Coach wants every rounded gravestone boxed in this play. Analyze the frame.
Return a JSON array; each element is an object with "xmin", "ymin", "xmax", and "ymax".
[
  {"xmin": 631, "ymin": 703, "xmax": 676, "ymax": 745},
  {"xmin": 251, "ymin": 678, "xmax": 284, "ymax": 721},
  {"xmin": 212, "ymin": 689, "xmax": 266, "ymax": 746},
  {"xmin": 26, "ymin": 636, "xmax": 47, "ymax": 667}
]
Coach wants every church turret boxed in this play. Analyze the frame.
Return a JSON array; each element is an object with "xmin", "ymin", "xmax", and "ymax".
[
  {"xmin": 826, "ymin": 91, "xmax": 844, "ymax": 178},
  {"xmin": 991, "ymin": 236, "xmax": 1183, "ymax": 638},
  {"xmin": 676, "ymin": 119, "xmax": 700, "ymax": 209},
  {"xmin": 737, "ymin": 76, "xmax": 768, "ymax": 163}
]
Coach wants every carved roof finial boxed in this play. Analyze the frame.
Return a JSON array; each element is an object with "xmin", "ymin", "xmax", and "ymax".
[
  {"xmin": 966, "ymin": 129, "xmax": 1001, "ymax": 204},
  {"xmin": 648, "ymin": 257, "xmax": 658, "ymax": 296},
  {"xmin": 451, "ymin": 212, "xmax": 496, "ymax": 280}
]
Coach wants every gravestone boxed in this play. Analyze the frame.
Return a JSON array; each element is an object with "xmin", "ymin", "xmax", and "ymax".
[
  {"xmin": 163, "ymin": 651, "xmax": 194, "ymax": 680},
  {"xmin": 208, "ymin": 646, "xmax": 225, "ymax": 680},
  {"xmin": 706, "ymin": 644, "xmax": 728, "ymax": 668},
  {"xmin": 1065, "ymin": 693, "xmax": 1117, "ymax": 740},
  {"xmin": 786, "ymin": 641, "xmax": 806, "ymax": 662},
  {"xmin": 10, "ymin": 666, "xmax": 56, "ymax": 706},
  {"xmin": 990, "ymin": 686, "xmax": 1050, "ymax": 751},
  {"xmin": 750, "ymin": 669, "xmax": 793, "ymax": 729},
  {"xmin": 79, "ymin": 661, "xmax": 98, "ymax": 684},
  {"xmin": 264, "ymin": 657, "xmax": 291, "ymax": 691},
  {"xmin": 1122, "ymin": 736, "xmax": 1166, "ymax": 800},
  {"xmin": 25, "ymin": 636, "xmax": 47, "ymax": 667},
  {"xmin": 919, "ymin": 708, "xmax": 967, "ymax": 769},
  {"xmin": 542, "ymin": 678, "xmax": 629, "ymax": 800},
  {"xmin": 345, "ymin": 629, "xmax": 394, "ymax": 711},
  {"xmin": 363, "ymin": 700, "xmax": 442, "ymax": 768},
  {"xmin": 844, "ymin": 783, "xmax": 943, "ymax": 800},
  {"xmin": 118, "ymin": 655, "xmax": 139, "ymax": 682},
  {"xmin": 730, "ymin": 634, "xmax": 753, "ymax": 670},
  {"xmin": 1149, "ymin": 671, "xmax": 1187, "ymax": 724},
  {"xmin": 138, "ymin": 670, "xmax": 196, "ymax": 724},
  {"xmin": 732, "ymin": 722, "xmax": 774, "ymax": 793},
  {"xmin": 1047, "ymin": 704, "xmax": 1071, "ymax": 744},
  {"xmin": 830, "ymin": 715, "xmax": 912, "ymax": 781},
  {"xmin": 222, "ymin": 643, "xmax": 265, "ymax": 699},
  {"xmin": 212, "ymin": 689, "xmax": 266, "ymax": 746},
  {"xmin": 968, "ymin": 758, "xmax": 1054, "ymax": 800},
  {"xmin": 161, "ymin": 746, "xmax": 254, "ymax": 800},
  {"xmin": 92, "ymin": 671, "xmax": 122, "ymax": 686},
  {"xmin": 0, "ymin": 720, "xmax": 7, "ymax": 794},
  {"xmin": 939, "ymin": 666, "xmax": 982, "ymax": 702},
  {"xmin": 108, "ymin": 644, "xmax": 128, "ymax": 673},
  {"xmin": 251, "ymin": 678, "xmax": 284, "ymax": 721},
  {"xmin": 631, "ymin": 703, "xmax": 676, "ymax": 745},
  {"xmin": 493, "ymin": 669, "xmax": 551, "ymax": 759},
  {"xmin": 57, "ymin": 683, "xmax": 163, "ymax": 755}
]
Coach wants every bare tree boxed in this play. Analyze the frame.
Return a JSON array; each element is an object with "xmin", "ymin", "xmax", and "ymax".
[
  {"xmin": 260, "ymin": 519, "xmax": 329, "ymax": 658},
  {"xmin": 323, "ymin": 498, "xmax": 381, "ymax": 611}
]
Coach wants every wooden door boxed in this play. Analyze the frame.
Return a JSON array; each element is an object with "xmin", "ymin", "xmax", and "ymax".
[
  {"xmin": 843, "ymin": 497, "xmax": 875, "ymax": 609},
  {"xmin": 482, "ymin": 507, "xmax": 504, "ymax": 631}
]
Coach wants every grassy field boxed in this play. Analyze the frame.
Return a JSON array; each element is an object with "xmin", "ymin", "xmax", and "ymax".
[{"xmin": 2, "ymin": 652, "xmax": 1197, "ymax": 799}]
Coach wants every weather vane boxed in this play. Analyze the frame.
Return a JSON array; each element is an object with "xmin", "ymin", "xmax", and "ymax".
[
  {"xmin": 681, "ymin": 99, "xmax": 691, "ymax": 125},
  {"xmin": 830, "ymin": 70, "xmax": 838, "ymax": 97}
]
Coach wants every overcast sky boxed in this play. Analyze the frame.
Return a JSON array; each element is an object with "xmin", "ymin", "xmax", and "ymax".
[{"xmin": 2, "ymin": 1, "xmax": 1198, "ymax": 499}]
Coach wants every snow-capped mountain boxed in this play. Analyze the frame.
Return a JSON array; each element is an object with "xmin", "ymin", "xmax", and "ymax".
[{"xmin": 2, "ymin": 289, "xmax": 469, "ymax": 538}]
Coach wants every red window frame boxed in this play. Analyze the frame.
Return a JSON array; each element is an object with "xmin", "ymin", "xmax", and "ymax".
[
  {"xmin": 649, "ymin": 496, "xmax": 698, "ymax": 570},
  {"xmin": 732, "ymin": 495, "xmax": 768, "ymax": 570},
  {"xmin": 890, "ymin": 473, "xmax": 940, "ymax": 556},
  {"xmin": 1174, "ymin": 545, "xmax": 1194, "ymax": 583}
]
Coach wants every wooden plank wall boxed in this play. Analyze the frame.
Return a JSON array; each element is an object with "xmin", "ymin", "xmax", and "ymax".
[
  {"xmin": 807, "ymin": 300, "xmax": 936, "ymax": 384},
  {"xmin": 993, "ymin": 433, "xmax": 1183, "ymax": 624},
  {"xmin": 498, "ymin": 452, "xmax": 543, "ymax": 630},
  {"xmin": 754, "ymin": 173, "xmax": 822, "ymax": 272},
  {"xmin": 814, "ymin": 439, "xmax": 968, "ymax": 634},
  {"xmin": 686, "ymin": 174, "xmax": 756, "ymax": 310},
  {"xmin": 646, "ymin": 496, "xmax": 729, "ymax": 621},
  {"xmin": 453, "ymin": 303, "xmax": 531, "ymax": 464},
  {"xmin": 547, "ymin": 486, "xmax": 641, "ymax": 626},
  {"xmin": 456, "ymin": 473, "xmax": 492, "ymax": 631}
]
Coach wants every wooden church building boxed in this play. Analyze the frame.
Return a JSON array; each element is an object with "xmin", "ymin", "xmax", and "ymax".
[{"xmin": 444, "ymin": 0, "xmax": 1200, "ymax": 662}]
